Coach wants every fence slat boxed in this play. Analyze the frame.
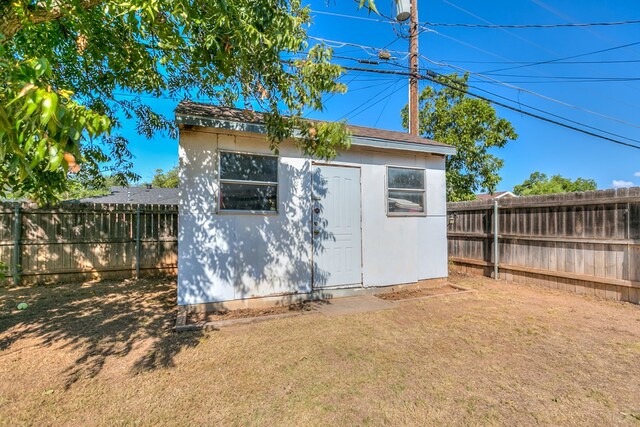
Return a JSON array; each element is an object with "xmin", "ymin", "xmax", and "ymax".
[
  {"xmin": 448, "ymin": 189, "xmax": 640, "ymax": 304},
  {"xmin": 0, "ymin": 201, "xmax": 177, "ymax": 285}
]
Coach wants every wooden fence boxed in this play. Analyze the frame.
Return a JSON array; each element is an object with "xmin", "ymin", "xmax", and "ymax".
[
  {"xmin": 0, "ymin": 202, "xmax": 178, "ymax": 285},
  {"xmin": 447, "ymin": 188, "xmax": 640, "ymax": 304}
]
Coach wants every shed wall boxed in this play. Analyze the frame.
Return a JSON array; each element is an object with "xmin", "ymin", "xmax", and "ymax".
[{"xmin": 178, "ymin": 128, "xmax": 448, "ymax": 305}]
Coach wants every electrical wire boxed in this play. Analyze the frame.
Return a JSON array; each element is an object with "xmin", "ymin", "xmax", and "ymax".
[
  {"xmin": 297, "ymin": 39, "xmax": 640, "ymax": 128},
  {"xmin": 353, "ymin": 80, "xmax": 405, "ymax": 121},
  {"xmin": 338, "ymin": 79, "xmax": 403, "ymax": 121},
  {"xmin": 425, "ymin": 19, "xmax": 640, "ymax": 28},
  {"xmin": 307, "ymin": 36, "xmax": 411, "ymax": 59},
  {"xmin": 331, "ymin": 57, "xmax": 640, "ymax": 143},
  {"xmin": 438, "ymin": 0, "xmax": 553, "ymax": 55},
  {"xmin": 327, "ymin": 64, "xmax": 640, "ymax": 150},
  {"xmin": 435, "ymin": 58, "xmax": 640, "ymax": 65},
  {"xmin": 422, "ymin": 27, "xmax": 514, "ymax": 62},
  {"xmin": 374, "ymin": 81, "xmax": 402, "ymax": 127},
  {"xmin": 482, "ymin": 41, "xmax": 640, "ymax": 73},
  {"xmin": 310, "ymin": 9, "xmax": 395, "ymax": 25},
  {"xmin": 419, "ymin": 54, "xmax": 640, "ymax": 129},
  {"xmin": 481, "ymin": 73, "xmax": 640, "ymax": 81},
  {"xmin": 310, "ymin": 7, "xmax": 640, "ymax": 30}
]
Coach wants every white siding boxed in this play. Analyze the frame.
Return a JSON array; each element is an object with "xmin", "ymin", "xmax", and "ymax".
[{"xmin": 178, "ymin": 128, "xmax": 448, "ymax": 305}]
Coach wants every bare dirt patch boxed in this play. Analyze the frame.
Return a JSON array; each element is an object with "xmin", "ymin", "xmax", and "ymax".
[
  {"xmin": 376, "ymin": 284, "xmax": 462, "ymax": 300},
  {"xmin": 187, "ymin": 300, "xmax": 324, "ymax": 324}
]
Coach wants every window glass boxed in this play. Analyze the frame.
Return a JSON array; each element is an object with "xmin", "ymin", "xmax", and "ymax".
[
  {"xmin": 220, "ymin": 183, "xmax": 277, "ymax": 212},
  {"xmin": 388, "ymin": 167, "xmax": 424, "ymax": 189},
  {"xmin": 387, "ymin": 166, "xmax": 426, "ymax": 216},
  {"xmin": 388, "ymin": 191, "xmax": 425, "ymax": 213},
  {"xmin": 219, "ymin": 151, "xmax": 278, "ymax": 213},
  {"xmin": 220, "ymin": 152, "xmax": 277, "ymax": 182}
]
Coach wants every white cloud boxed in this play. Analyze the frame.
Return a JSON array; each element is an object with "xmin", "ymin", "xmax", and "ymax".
[
  {"xmin": 634, "ymin": 171, "xmax": 640, "ymax": 177},
  {"xmin": 612, "ymin": 180, "xmax": 634, "ymax": 189}
]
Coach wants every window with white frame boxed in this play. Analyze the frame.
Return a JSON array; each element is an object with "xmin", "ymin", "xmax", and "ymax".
[
  {"xmin": 218, "ymin": 151, "xmax": 278, "ymax": 213},
  {"xmin": 386, "ymin": 166, "xmax": 426, "ymax": 215}
]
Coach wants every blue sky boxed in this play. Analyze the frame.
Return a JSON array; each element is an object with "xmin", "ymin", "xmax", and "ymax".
[{"xmin": 119, "ymin": 0, "xmax": 640, "ymax": 192}]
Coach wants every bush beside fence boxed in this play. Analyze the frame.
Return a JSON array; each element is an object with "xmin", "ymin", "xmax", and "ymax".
[
  {"xmin": 447, "ymin": 187, "xmax": 640, "ymax": 304},
  {"xmin": 0, "ymin": 202, "xmax": 178, "ymax": 285}
]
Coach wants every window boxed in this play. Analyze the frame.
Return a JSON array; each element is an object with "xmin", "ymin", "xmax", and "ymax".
[
  {"xmin": 218, "ymin": 151, "xmax": 278, "ymax": 213},
  {"xmin": 386, "ymin": 166, "xmax": 426, "ymax": 215}
]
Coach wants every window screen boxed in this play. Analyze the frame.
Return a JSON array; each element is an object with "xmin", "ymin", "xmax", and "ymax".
[
  {"xmin": 219, "ymin": 152, "xmax": 278, "ymax": 212},
  {"xmin": 387, "ymin": 166, "xmax": 426, "ymax": 215}
]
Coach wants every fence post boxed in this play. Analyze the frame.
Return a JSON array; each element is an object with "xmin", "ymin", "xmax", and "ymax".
[
  {"xmin": 626, "ymin": 202, "xmax": 631, "ymax": 282},
  {"xmin": 493, "ymin": 200, "xmax": 499, "ymax": 280},
  {"xmin": 135, "ymin": 206, "xmax": 141, "ymax": 279},
  {"xmin": 12, "ymin": 203, "xmax": 22, "ymax": 285}
]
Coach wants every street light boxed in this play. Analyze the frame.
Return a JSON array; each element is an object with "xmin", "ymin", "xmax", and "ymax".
[{"xmin": 395, "ymin": 0, "xmax": 410, "ymax": 22}]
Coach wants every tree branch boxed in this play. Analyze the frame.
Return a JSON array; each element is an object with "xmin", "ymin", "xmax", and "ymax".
[{"xmin": 1, "ymin": 0, "xmax": 103, "ymax": 40}]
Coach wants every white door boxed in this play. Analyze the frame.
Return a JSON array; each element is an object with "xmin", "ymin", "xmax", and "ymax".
[{"xmin": 312, "ymin": 165, "xmax": 362, "ymax": 288}]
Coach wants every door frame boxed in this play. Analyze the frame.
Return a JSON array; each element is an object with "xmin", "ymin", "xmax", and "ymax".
[{"xmin": 310, "ymin": 162, "xmax": 364, "ymax": 289}]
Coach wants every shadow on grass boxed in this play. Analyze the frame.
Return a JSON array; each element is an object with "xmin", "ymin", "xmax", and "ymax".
[{"xmin": 0, "ymin": 277, "xmax": 202, "ymax": 388}]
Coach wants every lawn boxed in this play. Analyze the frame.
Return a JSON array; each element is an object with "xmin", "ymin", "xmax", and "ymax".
[{"xmin": 1, "ymin": 273, "xmax": 639, "ymax": 426}]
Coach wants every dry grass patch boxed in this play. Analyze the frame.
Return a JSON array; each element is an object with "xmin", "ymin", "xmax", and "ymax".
[{"xmin": 1, "ymin": 272, "xmax": 640, "ymax": 426}]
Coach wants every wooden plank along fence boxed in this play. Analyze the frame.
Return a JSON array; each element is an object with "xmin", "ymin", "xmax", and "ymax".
[
  {"xmin": 0, "ymin": 202, "xmax": 178, "ymax": 285},
  {"xmin": 447, "ymin": 187, "xmax": 640, "ymax": 304}
]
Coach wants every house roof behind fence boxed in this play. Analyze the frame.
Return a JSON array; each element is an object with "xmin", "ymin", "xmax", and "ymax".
[
  {"xmin": 175, "ymin": 101, "xmax": 457, "ymax": 156},
  {"xmin": 77, "ymin": 186, "xmax": 179, "ymax": 205}
]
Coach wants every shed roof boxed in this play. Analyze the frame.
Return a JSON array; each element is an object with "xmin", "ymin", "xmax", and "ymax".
[{"xmin": 175, "ymin": 101, "xmax": 456, "ymax": 156}]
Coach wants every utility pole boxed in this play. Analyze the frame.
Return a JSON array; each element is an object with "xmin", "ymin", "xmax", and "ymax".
[{"xmin": 408, "ymin": 0, "xmax": 419, "ymax": 136}]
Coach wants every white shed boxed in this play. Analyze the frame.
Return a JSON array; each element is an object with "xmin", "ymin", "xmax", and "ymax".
[{"xmin": 175, "ymin": 101, "xmax": 456, "ymax": 310}]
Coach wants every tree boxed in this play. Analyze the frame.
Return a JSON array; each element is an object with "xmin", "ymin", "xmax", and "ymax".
[
  {"xmin": 1, "ymin": 0, "xmax": 378, "ymax": 204},
  {"xmin": 402, "ymin": 73, "xmax": 518, "ymax": 201},
  {"xmin": 151, "ymin": 166, "xmax": 179, "ymax": 188},
  {"xmin": 513, "ymin": 172, "xmax": 597, "ymax": 196}
]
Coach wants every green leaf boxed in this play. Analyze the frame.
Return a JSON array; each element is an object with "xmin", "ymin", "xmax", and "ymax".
[{"xmin": 40, "ymin": 92, "xmax": 59, "ymax": 125}]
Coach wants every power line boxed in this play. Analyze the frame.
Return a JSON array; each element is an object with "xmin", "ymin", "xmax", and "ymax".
[
  {"xmin": 484, "ymin": 73, "xmax": 640, "ymax": 81},
  {"xmin": 482, "ymin": 41, "xmax": 640, "ymax": 73},
  {"xmin": 334, "ymin": 57, "xmax": 640, "ymax": 144},
  {"xmin": 425, "ymin": 19, "xmax": 640, "ymax": 28},
  {"xmin": 419, "ymin": 54, "xmax": 640, "ymax": 129},
  {"xmin": 338, "ymin": 79, "xmax": 402, "ymax": 121},
  {"xmin": 472, "ymin": 78, "xmax": 640, "ymax": 84},
  {"xmin": 310, "ymin": 7, "xmax": 640, "ymax": 30},
  {"xmin": 301, "ymin": 37, "xmax": 640, "ymax": 130},
  {"xmin": 438, "ymin": 0, "xmax": 554, "ymax": 55},
  {"xmin": 436, "ymin": 58, "xmax": 640, "ymax": 65},
  {"xmin": 423, "ymin": 27, "xmax": 514, "ymax": 62},
  {"xmin": 307, "ymin": 36, "xmax": 410, "ymax": 59},
  {"xmin": 330, "ymin": 65, "xmax": 640, "ymax": 150},
  {"xmin": 310, "ymin": 9, "xmax": 395, "ymax": 25},
  {"xmin": 342, "ymin": 57, "xmax": 640, "ymax": 143},
  {"xmin": 299, "ymin": 36, "xmax": 640, "ymax": 129}
]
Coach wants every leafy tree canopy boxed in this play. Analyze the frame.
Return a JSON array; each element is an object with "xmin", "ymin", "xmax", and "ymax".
[
  {"xmin": 402, "ymin": 73, "xmax": 518, "ymax": 202},
  {"xmin": 151, "ymin": 166, "xmax": 179, "ymax": 188},
  {"xmin": 1, "ymin": 0, "xmax": 377, "ymax": 204},
  {"xmin": 513, "ymin": 172, "xmax": 597, "ymax": 196}
]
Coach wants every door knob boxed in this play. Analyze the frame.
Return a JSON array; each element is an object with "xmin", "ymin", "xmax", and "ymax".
[
  {"xmin": 313, "ymin": 229, "xmax": 320, "ymax": 235},
  {"xmin": 314, "ymin": 207, "xmax": 320, "ymax": 214}
]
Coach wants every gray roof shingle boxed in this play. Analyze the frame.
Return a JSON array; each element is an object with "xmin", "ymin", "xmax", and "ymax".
[{"xmin": 78, "ymin": 186, "xmax": 179, "ymax": 205}]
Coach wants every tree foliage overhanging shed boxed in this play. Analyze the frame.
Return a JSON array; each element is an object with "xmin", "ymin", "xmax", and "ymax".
[{"xmin": 0, "ymin": 0, "xmax": 378, "ymax": 204}]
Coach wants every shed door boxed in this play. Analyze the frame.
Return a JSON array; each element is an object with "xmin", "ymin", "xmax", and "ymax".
[{"xmin": 312, "ymin": 165, "xmax": 362, "ymax": 288}]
